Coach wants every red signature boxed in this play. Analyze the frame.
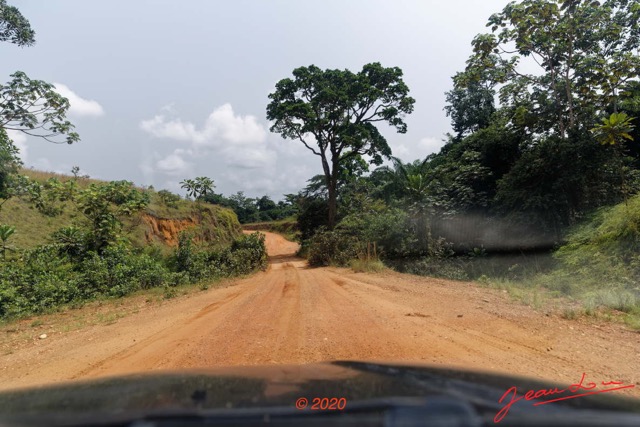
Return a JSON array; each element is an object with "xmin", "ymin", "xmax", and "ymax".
[{"xmin": 494, "ymin": 373, "xmax": 635, "ymax": 423}]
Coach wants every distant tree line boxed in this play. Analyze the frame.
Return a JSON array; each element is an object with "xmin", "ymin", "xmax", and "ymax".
[{"xmin": 202, "ymin": 192, "xmax": 297, "ymax": 224}]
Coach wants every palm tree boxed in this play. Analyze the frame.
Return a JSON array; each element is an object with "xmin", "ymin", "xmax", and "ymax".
[
  {"xmin": 0, "ymin": 224, "xmax": 16, "ymax": 260},
  {"xmin": 591, "ymin": 112, "xmax": 636, "ymax": 201},
  {"xmin": 375, "ymin": 157, "xmax": 435, "ymax": 254}
]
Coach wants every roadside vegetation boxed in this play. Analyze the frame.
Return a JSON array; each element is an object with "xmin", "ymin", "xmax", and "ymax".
[
  {"xmin": 0, "ymin": 0, "xmax": 268, "ymax": 324},
  {"xmin": 0, "ymin": 168, "xmax": 268, "ymax": 319},
  {"xmin": 202, "ymin": 192, "xmax": 296, "ymax": 224},
  {"xmin": 2, "ymin": 0, "xmax": 640, "ymax": 330},
  {"xmin": 265, "ymin": 0, "xmax": 640, "ymax": 329}
]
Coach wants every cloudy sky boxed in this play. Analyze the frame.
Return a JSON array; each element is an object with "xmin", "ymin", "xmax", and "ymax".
[{"xmin": 2, "ymin": 0, "xmax": 510, "ymax": 199}]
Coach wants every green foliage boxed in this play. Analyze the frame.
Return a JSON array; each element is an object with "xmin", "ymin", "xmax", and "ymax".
[
  {"xmin": 267, "ymin": 62, "xmax": 415, "ymax": 228},
  {"xmin": 467, "ymin": 194, "xmax": 640, "ymax": 323},
  {"xmin": 306, "ymin": 228, "xmax": 360, "ymax": 267},
  {"xmin": 444, "ymin": 70, "xmax": 496, "ymax": 137},
  {"xmin": 75, "ymin": 181, "xmax": 150, "ymax": 252},
  {"xmin": 203, "ymin": 191, "xmax": 296, "ymax": 224},
  {"xmin": 0, "ymin": 245, "xmax": 79, "ymax": 317},
  {"xmin": 349, "ymin": 258, "xmax": 385, "ymax": 273},
  {"xmin": 157, "ymin": 189, "xmax": 181, "ymax": 208},
  {"xmin": 1, "ymin": 71, "xmax": 79, "ymax": 144},
  {"xmin": 591, "ymin": 112, "xmax": 635, "ymax": 146},
  {"xmin": 296, "ymin": 195, "xmax": 329, "ymax": 241},
  {"xmin": 180, "ymin": 176, "xmax": 215, "ymax": 200},
  {"xmin": 0, "ymin": 223, "xmax": 15, "ymax": 259},
  {"xmin": 0, "ymin": 230, "xmax": 268, "ymax": 319},
  {"xmin": 0, "ymin": 0, "xmax": 35, "ymax": 46},
  {"xmin": 496, "ymin": 135, "xmax": 625, "ymax": 234},
  {"xmin": 50, "ymin": 226, "xmax": 86, "ymax": 259},
  {"xmin": 0, "ymin": 169, "xmax": 242, "ymax": 252},
  {"xmin": 0, "ymin": 2, "xmax": 77, "ymax": 213},
  {"xmin": 337, "ymin": 208, "xmax": 416, "ymax": 258},
  {"xmin": 556, "ymin": 193, "xmax": 640, "ymax": 267},
  {"xmin": 170, "ymin": 231, "xmax": 268, "ymax": 281},
  {"xmin": 173, "ymin": 231, "xmax": 195, "ymax": 272},
  {"xmin": 0, "ymin": 129, "xmax": 21, "ymax": 205},
  {"xmin": 467, "ymin": 0, "xmax": 640, "ymax": 138}
]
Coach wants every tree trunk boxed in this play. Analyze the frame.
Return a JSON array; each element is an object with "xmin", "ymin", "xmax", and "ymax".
[
  {"xmin": 327, "ymin": 176, "xmax": 338, "ymax": 230},
  {"xmin": 320, "ymin": 153, "xmax": 338, "ymax": 230}
]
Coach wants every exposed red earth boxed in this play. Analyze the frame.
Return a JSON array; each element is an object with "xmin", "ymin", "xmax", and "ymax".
[{"xmin": 1, "ymin": 231, "xmax": 638, "ymax": 398}]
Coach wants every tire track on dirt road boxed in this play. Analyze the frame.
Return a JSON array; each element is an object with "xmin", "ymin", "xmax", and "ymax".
[{"xmin": 1, "ymin": 231, "xmax": 639, "ymax": 395}]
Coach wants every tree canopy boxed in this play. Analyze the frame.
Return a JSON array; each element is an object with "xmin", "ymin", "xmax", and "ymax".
[
  {"xmin": 267, "ymin": 62, "xmax": 415, "ymax": 228},
  {"xmin": 1, "ymin": 71, "xmax": 79, "ymax": 144},
  {"xmin": 0, "ymin": 0, "xmax": 35, "ymax": 47},
  {"xmin": 458, "ymin": 0, "xmax": 640, "ymax": 139},
  {"xmin": 0, "ymin": 1, "xmax": 79, "ymax": 211}
]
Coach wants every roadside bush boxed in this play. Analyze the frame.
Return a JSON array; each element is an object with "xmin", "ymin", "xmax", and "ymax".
[
  {"xmin": 0, "ymin": 231, "xmax": 268, "ymax": 319},
  {"xmin": 0, "ymin": 245, "xmax": 83, "ymax": 317},
  {"xmin": 157, "ymin": 189, "xmax": 181, "ymax": 208},
  {"xmin": 171, "ymin": 231, "xmax": 268, "ymax": 281},
  {"xmin": 386, "ymin": 257, "xmax": 468, "ymax": 281},
  {"xmin": 231, "ymin": 232, "xmax": 268, "ymax": 271},
  {"xmin": 337, "ymin": 209, "xmax": 417, "ymax": 258},
  {"xmin": 307, "ymin": 228, "xmax": 360, "ymax": 267}
]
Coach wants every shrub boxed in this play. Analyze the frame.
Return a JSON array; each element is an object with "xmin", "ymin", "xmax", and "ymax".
[
  {"xmin": 386, "ymin": 257, "xmax": 468, "ymax": 281},
  {"xmin": 0, "ymin": 245, "xmax": 83, "ymax": 317},
  {"xmin": 157, "ymin": 189, "xmax": 181, "ymax": 208},
  {"xmin": 337, "ymin": 209, "xmax": 416, "ymax": 258},
  {"xmin": 307, "ymin": 228, "xmax": 360, "ymax": 267},
  {"xmin": 0, "ymin": 230, "xmax": 268, "ymax": 319}
]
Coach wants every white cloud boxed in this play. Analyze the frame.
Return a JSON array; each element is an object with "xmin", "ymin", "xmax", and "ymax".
[
  {"xmin": 139, "ymin": 103, "xmax": 266, "ymax": 147},
  {"xmin": 53, "ymin": 83, "xmax": 105, "ymax": 117},
  {"xmin": 140, "ymin": 115, "xmax": 199, "ymax": 142},
  {"xmin": 205, "ymin": 104, "xmax": 266, "ymax": 145},
  {"xmin": 222, "ymin": 145, "xmax": 277, "ymax": 169},
  {"xmin": 392, "ymin": 143, "xmax": 410, "ymax": 158},
  {"xmin": 418, "ymin": 137, "xmax": 445, "ymax": 155},
  {"xmin": 140, "ymin": 103, "xmax": 273, "ymax": 174},
  {"xmin": 156, "ymin": 149, "xmax": 193, "ymax": 176},
  {"xmin": 139, "ymin": 103, "xmax": 332, "ymax": 198},
  {"xmin": 5, "ymin": 129, "xmax": 28, "ymax": 161}
]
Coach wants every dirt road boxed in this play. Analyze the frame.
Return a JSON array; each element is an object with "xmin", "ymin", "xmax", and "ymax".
[{"xmin": 1, "ymin": 231, "xmax": 639, "ymax": 394}]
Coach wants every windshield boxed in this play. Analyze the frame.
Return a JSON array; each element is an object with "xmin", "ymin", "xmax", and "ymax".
[{"xmin": 0, "ymin": 1, "xmax": 639, "ymax": 425}]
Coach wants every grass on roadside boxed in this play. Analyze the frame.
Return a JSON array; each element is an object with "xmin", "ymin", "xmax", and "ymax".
[
  {"xmin": 387, "ymin": 250, "xmax": 640, "ymax": 331},
  {"xmin": 349, "ymin": 258, "xmax": 386, "ymax": 273}
]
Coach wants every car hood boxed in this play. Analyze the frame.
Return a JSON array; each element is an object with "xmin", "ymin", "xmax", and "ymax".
[{"xmin": 0, "ymin": 361, "xmax": 639, "ymax": 425}]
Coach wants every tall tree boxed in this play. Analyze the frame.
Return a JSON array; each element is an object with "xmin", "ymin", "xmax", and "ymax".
[
  {"xmin": 267, "ymin": 63, "xmax": 415, "ymax": 228},
  {"xmin": 444, "ymin": 70, "xmax": 496, "ymax": 138},
  {"xmin": 0, "ymin": 1, "xmax": 79, "ymax": 210},
  {"xmin": 465, "ymin": 0, "xmax": 640, "ymax": 138}
]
